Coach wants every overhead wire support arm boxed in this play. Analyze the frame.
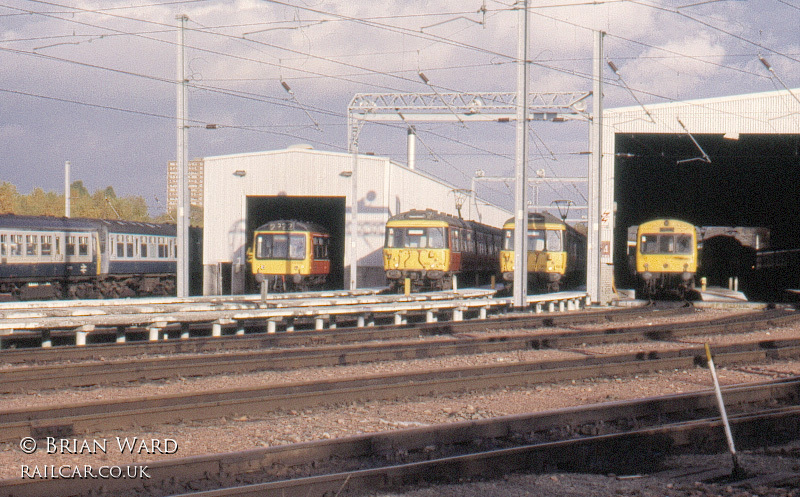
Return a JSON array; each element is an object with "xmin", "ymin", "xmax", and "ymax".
[{"xmin": 676, "ymin": 118, "xmax": 711, "ymax": 164}]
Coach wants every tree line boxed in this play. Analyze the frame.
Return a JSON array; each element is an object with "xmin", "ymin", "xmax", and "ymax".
[{"xmin": 0, "ymin": 181, "xmax": 203, "ymax": 226}]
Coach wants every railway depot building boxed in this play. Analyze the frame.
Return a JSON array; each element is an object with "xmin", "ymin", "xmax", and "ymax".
[
  {"xmin": 603, "ymin": 87, "xmax": 800, "ymax": 302},
  {"xmin": 202, "ymin": 144, "xmax": 511, "ymax": 295}
]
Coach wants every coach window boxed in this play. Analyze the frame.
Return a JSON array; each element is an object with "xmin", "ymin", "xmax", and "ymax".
[
  {"xmin": 78, "ymin": 236, "xmax": 89, "ymax": 256},
  {"xmin": 0, "ymin": 234, "xmax": 6, "ymax": 257},
  {"xmin": 117, "ymin": 240, "xmax": 125, "ymax": 257},
  {"xmin": 41, "ymin": 235, "xmax": 52, "ymax": 256},
  {"xmin": 313, "ymin": 236, "xmax": 329, "ymax": 260},
  {"xmin": 451, "ymin": 229, "xmax": 461, "ymax": 252},
  {"xmin": 141, "ymin": 242, "xmax": 148, "ymax": 258},
  {"xmin": 10, "ymin": 235, "xmax": 22, "ymax": 256},
  {"xmin": 26, "ymin": 235, "xmax": 38, "ymax": 256}
]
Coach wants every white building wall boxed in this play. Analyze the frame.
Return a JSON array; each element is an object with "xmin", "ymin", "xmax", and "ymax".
[{"xmin": 202, "ymin": 146, "xmax": 511, "ymax": 295}]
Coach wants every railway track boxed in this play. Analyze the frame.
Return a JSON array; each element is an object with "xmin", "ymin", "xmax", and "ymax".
[
  {"xmin": 3, "ymin": 378, "xmax": 798, "ymax": 497},
  {"xmin": 0, "ymin": 305, "xmax": 797, "ymax": 393},
  {"xmin": 0, "ymin": 301, "xmax": 689, "ymax": 363},
  {"xmin": 3, "ymin": 314, "xmax": 800, "ymax": 444}
]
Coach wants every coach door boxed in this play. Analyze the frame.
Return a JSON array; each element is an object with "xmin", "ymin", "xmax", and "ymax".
[{"xmin": 449, "ymin": 228, "xmax": 462, "ymax": 270}]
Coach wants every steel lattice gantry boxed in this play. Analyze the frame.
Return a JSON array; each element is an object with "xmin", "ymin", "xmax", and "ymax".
[
  {"xmin": 348, "ymin": 91, "xmax": 590, "ymax": 123},
  {"xmin": 345, "ymin": 91, "xmax": 591, "ymax": 295}
]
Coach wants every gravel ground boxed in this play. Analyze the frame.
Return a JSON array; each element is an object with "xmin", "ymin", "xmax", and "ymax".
[{"xmin": 1, "ymin": 306, "xmax": 799, "ymax": 495}]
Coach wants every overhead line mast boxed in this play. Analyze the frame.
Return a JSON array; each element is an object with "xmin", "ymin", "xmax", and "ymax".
[{"xmin": 176, "ymin": 14, "xmax": 190, "ymax": 298}]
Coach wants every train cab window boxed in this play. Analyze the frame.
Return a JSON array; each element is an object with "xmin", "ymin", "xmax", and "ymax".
[
  {"xmin": 528, "ymin": 230, "xmax": 545, "ymax": 252},
  {"xmin": 675, "ymin": 234, "xmax": 693, "ymax": 254},
  {"xmin": 428, "ymin": 228, "xmax": 445, "ymax": 249},
  {"xmin": 640, "ymin": 235, "xmax": 658, "ymax": 254},
  {"xmin": 546, "ymin": 230, "xmax": 563, "ymax": 252},
  {"xmin": 407, "ymin": 229, "xmax": 427, "ymax": 248},
  {"xmin": 289, "ymin": 235, "xmax": 305, "ymax": 259},
  {"xmin": 659, "ymin": 235, "xmax": 674, "ymax": 253},
  {"xmin": 255, "ymin": 233, "xmax": 306, "ymax": 260},
  {"xmin": 503, "ymin": 230, "xmax": 513, "ymax": 250}
]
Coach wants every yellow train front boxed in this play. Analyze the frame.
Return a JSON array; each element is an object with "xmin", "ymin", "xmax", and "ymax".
[
  {"xmin": 383, "ymin": 209, "xmax": 501, "ymax": 292},
  {"xmin": 500, "ymin": 212, "xmax": 587, "ymax": 293},
  {"xmin": 633, "ymin": 218, "xmax": 698, "ymax": 299},
  {"xmin": 249, "ymin": 220, "xmax": 330, "ymax": 292}
]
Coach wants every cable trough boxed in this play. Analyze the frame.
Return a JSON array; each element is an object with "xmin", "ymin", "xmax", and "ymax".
[{"xmin": 0, "ymin": 289, "xmax": 592, "ymax": 349}]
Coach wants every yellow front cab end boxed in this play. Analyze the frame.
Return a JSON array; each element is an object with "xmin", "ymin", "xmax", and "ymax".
[
  {"xmin": 383, "ymin": 219, "xmax": 450, "ymax": 288},
  {"xmin": 500, "ymin": 217, "xmax": 568, "ymax": 280},
  {"xmin": 251, "ymin": 230, "xmax": 313, "ymax": 278},
  {"xmin": 635, "ymin": 218, "xmax": 698, "ymax": 298}
]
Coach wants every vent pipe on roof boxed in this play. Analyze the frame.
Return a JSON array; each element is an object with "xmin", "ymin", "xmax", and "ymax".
[{"xmin": 407, "ymin": 126, "xmax": 416, "ymax": 170}]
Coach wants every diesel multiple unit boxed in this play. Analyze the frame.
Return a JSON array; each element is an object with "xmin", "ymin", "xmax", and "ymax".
[
  {"xmin": 0, "ymin": 214, "xmax": 177, "ymax": 300},
  {"xmin": 382, "ymin": 209, "xmax": 502, "ymax": 292},
  {"xmin": 632, "ymin": 218, "xmax": 699, "ymax": 299},
  {"xmin": 500, "ymin": 212, "xmax": 587, "ymax": 293},
  {"xmin": 249, "ymin": 219, "xmax": 331, "ymax": 292}
]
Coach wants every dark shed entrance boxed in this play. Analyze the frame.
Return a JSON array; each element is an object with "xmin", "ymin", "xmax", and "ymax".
[{"xmin": 245, "ymin": 196, "xmax": 346, "ymax": 292}]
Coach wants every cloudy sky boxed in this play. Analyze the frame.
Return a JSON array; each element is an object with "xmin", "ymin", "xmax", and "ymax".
[{"xmin": 1, "ymin": 0, "xmax": 798, "ymax": 215}]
